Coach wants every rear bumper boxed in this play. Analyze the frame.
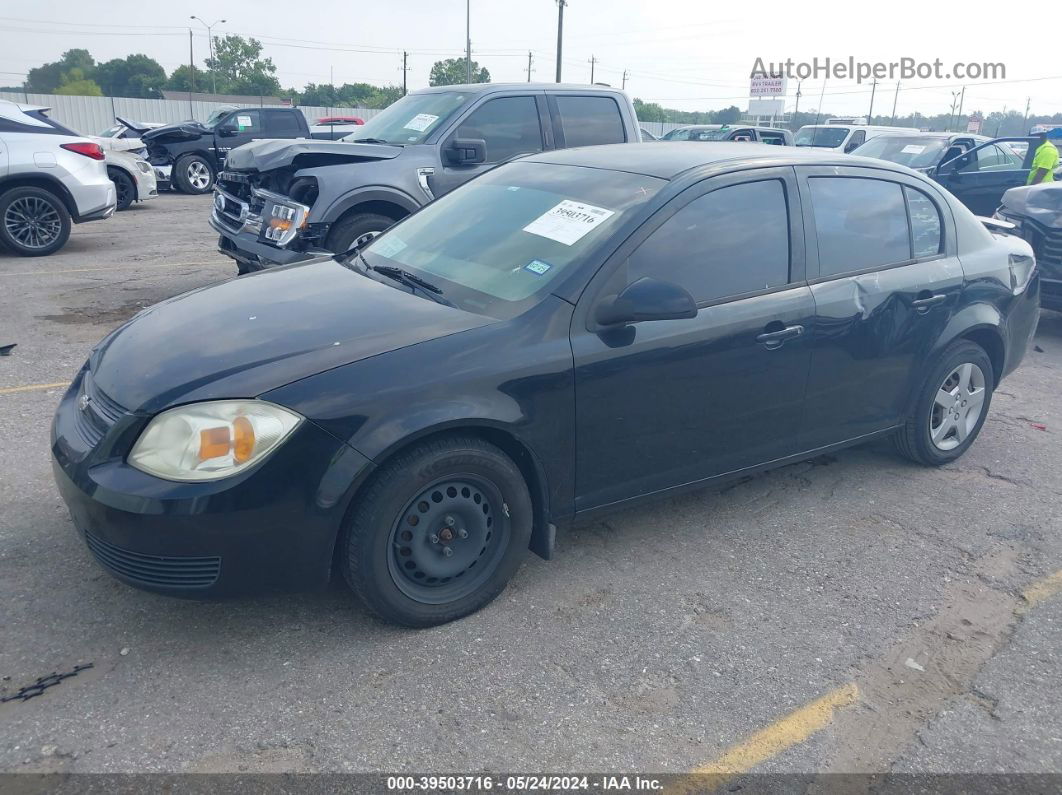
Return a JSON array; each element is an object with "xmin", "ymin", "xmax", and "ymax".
[
  {"xmin": 73, "ymin": 183, "xmax": 117, "ymax": 223},
  {"xmin": 1002, "ymin": 273, "xmax": 1041, "ymax": 379},
  {"xmin": 51, "ymin": 371, "xmax": 373, "ymax": 598}
]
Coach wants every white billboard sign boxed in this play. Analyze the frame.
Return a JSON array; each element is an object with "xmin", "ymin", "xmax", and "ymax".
[
  {"xmin": 748, "ymin": 98, "xmax": 785, "ymax": 117},
  {"xmin": 750, "ymin": 75, "xmax": 787, "ymax": 97}
]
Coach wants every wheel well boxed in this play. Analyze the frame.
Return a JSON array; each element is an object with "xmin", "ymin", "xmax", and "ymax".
[
  {"xmin": 107, "ymin": 166, "xmax": 137, "ymax": 199},
  {"xmin": 341, "ymin": 200, "xmax": 409, "ymax": 224},
  {"xmin": 330, "ymin": 425, "xmax": 550, "ymax": 576},
  {"xmin": 960, "ymin": 327, "xmax": 1005, "ymax": 384},
  {"xmin": 0, "ymin": 176, "xmax": 76, "ymax": 217}
]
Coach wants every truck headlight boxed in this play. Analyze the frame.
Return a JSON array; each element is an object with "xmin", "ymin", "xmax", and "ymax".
[
  {"xmin": 129, "ymin": 400, "xmax": 302, "ymax": 482},
  {"xmin": 253, "ymin": 189, "xmax": 309, "ymax": 247}
]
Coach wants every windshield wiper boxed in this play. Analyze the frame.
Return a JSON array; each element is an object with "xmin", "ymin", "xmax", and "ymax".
[
  {"xmin": 350, "ymin": 137, "xmax": 396, "ymax": 145},
  {"xmin": 372, "ymin": 265, "xmax": 443, "ymax": 294}
]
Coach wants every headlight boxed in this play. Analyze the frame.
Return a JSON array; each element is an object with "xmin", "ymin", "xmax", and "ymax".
[
  {"xmin": 129, "ymin": 400, "xmax": 302, "ymax": 482},
  {"xmin": 253, "ymin": 188, "xmax": 309, "ymax": 246}
]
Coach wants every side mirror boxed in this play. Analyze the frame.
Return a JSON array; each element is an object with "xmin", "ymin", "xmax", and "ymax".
[
  {"xmin": 444, "ymin": 138, "xmax": 487, "ymax": 165},
  {"xmin": 594, "ymin": 277, "xmax": 698, "ymax": 327},
  {"xmin": 217, "ymin": 125, "xmax": 238, "ymax": 137}
]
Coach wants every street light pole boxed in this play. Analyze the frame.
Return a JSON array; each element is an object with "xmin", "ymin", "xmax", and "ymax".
[
  {"xmin": 465, "ymin": 0, "xmax": 472, "ymax": 83},
  {"xmin": 555, "ymin": 0, "xmax": 567, "ymax": 83},
  {"xmin": 190, "ymin": 16, "xmax": 226, "ymax": 96}
]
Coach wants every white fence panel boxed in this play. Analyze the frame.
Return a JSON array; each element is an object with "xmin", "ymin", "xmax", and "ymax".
[{"xmin": 0, "ymin": 91, "xmax": 382, "ymax": 136}]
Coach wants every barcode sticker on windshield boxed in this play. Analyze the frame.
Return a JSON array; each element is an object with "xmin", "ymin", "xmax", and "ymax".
[
  {"xmin": 237, "ymin": 115, "xmax": 252, "ymax": 128},
  {"xmin": 523, "ymin": 200, "xmax": 615, "ymax": 246},
  {"xmin": 901, "ymin": 144, "xmax": 926, "ymax": 154},
  {"xmin": 371, "ymin": 236, "xmax": 406, "ymax": 258},
  {"xmin": 403, "ymin": 113, "xmax": 439, "ymax": 132}
]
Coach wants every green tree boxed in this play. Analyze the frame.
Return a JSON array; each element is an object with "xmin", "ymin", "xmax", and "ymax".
[
  {"xmin": 205, "ymin": 35, "xmax": 280, "ymax": 95},
  {"xmin": 713, "ymin": 105, "xmax": 742, "ymax": 124},
  {"xmin": 54, "ymin": 68, "xmax": 102, "ymax": 97},
  {"xmin": 27, "ymin": 49, "xmax": 95, "ymax": 93},
  {"xmin": 429, "ymin": 58, "xmax": 489, "ymax": 87},
  {"xmin": 96, "ymin": 54, "xmax": 166, "ymax": 98},
  {"xmin": 166, "ymin": 64, "xmax": 196, "ymax": 92}
]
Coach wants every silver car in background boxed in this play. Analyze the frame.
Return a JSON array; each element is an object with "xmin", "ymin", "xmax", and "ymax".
[{"xmin": 0, "ymin": 101, "xmax": 116, "ymax": 256}]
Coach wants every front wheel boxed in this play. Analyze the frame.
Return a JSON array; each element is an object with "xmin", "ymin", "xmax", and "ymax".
[
  {"xmin": 325, "ymin": 211, "xmax": 395, "ymax": 255},
  {"xmin": 893, "ymin": 340, "xmax": 994, "ymax": 466},
  {"xmin": 340, "ymin": 436, "xmax": 532, "ymax": 627},
  {"xmin": 0, "ymin": 186, "xmax": 72, "ymax": 257},
  {"xmin": 109, "ymin": 168, "xmax": 135, "ymax": 211},
  {"xmin": 173, "ymin": 154, "xmax": 215, "ymax": 194}
]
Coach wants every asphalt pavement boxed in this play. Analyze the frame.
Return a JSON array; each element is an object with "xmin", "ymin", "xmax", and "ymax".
[{"xmin": 1, "ymin": 193, "xmax": 1060, "ymax": 779}]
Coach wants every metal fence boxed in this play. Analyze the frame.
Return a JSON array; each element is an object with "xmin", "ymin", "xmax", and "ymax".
[{"xmin": 0, "ymin": 91, "xmax": 383, "ymax": 136}]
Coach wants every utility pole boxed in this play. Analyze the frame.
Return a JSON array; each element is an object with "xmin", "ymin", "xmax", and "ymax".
[
  {"xmin": 793, "ymin": 79, "xmax": 803, "ymax": 116},
  {"xmin": 813, "ymin": 78, "xmax": 827, "ymax": 126},
  {"xmin": 588, "ymin": 55, "xmax": 597, "ymax": 84},
  {"xmin": 948, "ymin": 90, "xmax": 962, "ymax": 131},
  {"xmin": 621, "ymin": 69, "xmax": 628, "ymax": 90},
  {"xmin": 526, "ymin": 50, "xmax": 533, "ymax": 82},
  {"xmin": 188, "ymin": 27, "xmax": 195, "ymax": 112},
  {"xmin": 190, "ymin": 16, "xmax": 225, "ymax": 96},
  {"xmin": 555, "ymin": 0, "xmax": 567, "ymax": 83},
  {"xmin": 465, "ymin": 0, "xmax": 472, "ymax": 83},
  {"xmin": 957, "ymin": 85, "xmax": 965, "ymax": 128},
  {"xmin": 1023, "ymin": 96, "xmax": 1031, "ymax": 130},
  {"xmin": 890, "ymin": 81, "xmax": 900, "ymax": 124},
  {"xmin": 402, "ymin": 51, "xmax": 409, "ymax": 95},
  {"xmin": 867, "ymin": 78, "xmax": 878, "ymax": 122}
]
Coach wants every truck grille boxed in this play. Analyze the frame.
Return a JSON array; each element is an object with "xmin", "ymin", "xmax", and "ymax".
[
  {"xmin": 72, "ymin": 374, "xmax": 126, "ymax": 448},
  {"xmin": 85, "ymin": 531, "xmax": 221, "ymax": 589},
  {"xmin": 213, "ymin": 188, "xmax": 247, "ymax": 232}
]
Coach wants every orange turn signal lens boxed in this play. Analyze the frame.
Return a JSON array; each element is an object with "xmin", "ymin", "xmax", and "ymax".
[
  {"xmin": 199, "ymin": 426, "xmax": 231, "ymax": 460},
  {"xmin": 233, "ymin": 416, "xmax": 256, "ymax": 464}
]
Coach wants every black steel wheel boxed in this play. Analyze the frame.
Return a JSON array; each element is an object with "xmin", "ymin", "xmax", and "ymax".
[
  {"xmin": 0, "ymin": 186, "xmax": 71, "ymax": 257},
  {"xmin": 340, "ymin": 435, "xmax": 533, "ymax": 627},
  {"xmin": 110, "ymin": 168, "xmax": 135, "ymax": 211}
]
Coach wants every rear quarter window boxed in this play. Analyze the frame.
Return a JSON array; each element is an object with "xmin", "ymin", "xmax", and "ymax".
[{"xmin": 555, "ymin": 96, "xmax": 626, "ymax": 148}]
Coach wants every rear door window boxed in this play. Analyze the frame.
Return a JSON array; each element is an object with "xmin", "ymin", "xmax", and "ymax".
[
  {"xmin": 808, "ymin": 177, "xmax": 911, "ymax": 276},
  {"xmin": 905, "ymin": 187, "xmax": 943, "ymax": 258},
  {"xmin": 264, "ymin": 110, "xmax": 303, "ymax": 136},
  {"xmin": 555, "ymin": 96, "xmax": 626, "ymax": 147}
]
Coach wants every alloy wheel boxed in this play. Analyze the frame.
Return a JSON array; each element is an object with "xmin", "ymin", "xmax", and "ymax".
[
  {"xmin": 930, "ymin": 362, "xmax": 986, "ymax": 450},
  {"xmin": 114, "ymin": 176, "xmax": 132, "ymax": 208},
  {"xmin": 187, "ymin": 161, "xmax": 211, "ymax": 191},
  {"xmin": 3, "ymin": 196, "xmax": 62, "ymax": 250},
  {"xmin": 387, "ymin": 477, "xmax": 509, "ymax": 605}
]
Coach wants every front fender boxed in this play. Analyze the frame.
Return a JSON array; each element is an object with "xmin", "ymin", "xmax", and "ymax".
[{"xmin": 315, "ymin": 184, "xmax": 422, "ymax": 224}]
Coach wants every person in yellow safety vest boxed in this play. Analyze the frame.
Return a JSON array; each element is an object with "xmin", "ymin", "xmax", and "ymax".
[{"xmin": 1026, "ymin": 129, "xmax": 1062, "ymax": 185}]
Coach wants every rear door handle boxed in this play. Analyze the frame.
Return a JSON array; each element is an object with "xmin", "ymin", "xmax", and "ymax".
[
  {"xmin": 756, "ymin": 324, "xmax": 804, "ymax": 349},
  {"xmin": 911, "ymin": 293, "xmax": 947, "ymax": 311}
]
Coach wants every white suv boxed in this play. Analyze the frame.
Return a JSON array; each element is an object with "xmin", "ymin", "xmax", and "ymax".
[{"xmin": 0, "ymin": 101, "xmax": 116, "ymax": 256}]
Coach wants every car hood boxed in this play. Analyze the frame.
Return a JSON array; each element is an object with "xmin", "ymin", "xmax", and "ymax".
[
  {"xmin": 91, "ymin": 259, "xmax": 492, "ymax": 414},
  {"xmin": 141, "ymin": 120, "xmax": 211, "ymax": 143},
  {"xmin": 223, "ymin": 138, "xmax": 402, "ymax": 172},
  {"xmin": 1000, "ymin": 182, "xmax": 1062, "ymax": 228}
]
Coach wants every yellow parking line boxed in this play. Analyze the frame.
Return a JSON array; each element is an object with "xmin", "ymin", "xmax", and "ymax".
[
  {"xmin": 0, "ymin": 381, "xmax": 70, "ymax": 396},
  {"xmin": 678, "ymin": 683, "xmax": 859, "ymax": 789},
  {"xmin": 0, "ymin": 261, "xmax": 227, "ymax": 277},
  {"xmin": 1020, "ymin": 569, "xmax": 1062, "ymax": 611}
]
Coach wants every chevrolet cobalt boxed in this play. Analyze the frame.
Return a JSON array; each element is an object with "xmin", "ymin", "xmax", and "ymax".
[{"xmin": 52, "ymin": 143, "xmax": 1040, "ymax": 627}]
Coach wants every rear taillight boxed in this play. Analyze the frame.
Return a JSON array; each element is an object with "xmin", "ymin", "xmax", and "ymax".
[{"xmin": 60, "ymin": 142, "xmax": 105, "ymax": 161}]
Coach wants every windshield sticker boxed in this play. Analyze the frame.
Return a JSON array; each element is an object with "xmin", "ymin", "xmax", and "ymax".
[
  {"xmin": 237, "ymin": 115, "xmax": 252, "ymax": 129},
  {"xmin": 403, "ymin": 113, "xmax": 439, "ymax": 132},
  {"xmin": 370, "ymin": 236, "xmax": 407, "ymax": 258},
  {"xmin": 523, "ymin": 200, "xmax": 616, "ymax": 246},
  {"xmin": 901, "ymin": 144, "xmax": 926, "ymax": 154},
  {"xmin": 524, "ymin": 259, "xmax": 552, "ymax": 275}
]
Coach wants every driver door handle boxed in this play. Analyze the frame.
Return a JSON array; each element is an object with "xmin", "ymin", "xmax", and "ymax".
[
  {"xmin": 756, "ymin": 324, "xmax": 804, "ymax": 349},
  {"xmin": 911, "ymin": 293, "xmax": 947, "ymax": 311}
]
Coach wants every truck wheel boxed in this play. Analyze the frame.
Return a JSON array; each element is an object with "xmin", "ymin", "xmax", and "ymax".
[
  {"xmin": 893, "ymin": 340, "xmax": 994, "ymax": 466},
  {"xmin": 109, "ymin": 168, "xmax": 135, "ymax": 211},
  {"xmin": 325, "ymin": 212, "xmax": 396, "ymax": 254},
  {"xmin": 340, "ymin": 435, "xmax": 533, "ymax": 628},
  {"xmin": 0, "ymin": 186, "xmax": 72, "ymax": 257},
  {"xmin": 173, "ymin": 155, "xmax": 215, "ymax": 194}
]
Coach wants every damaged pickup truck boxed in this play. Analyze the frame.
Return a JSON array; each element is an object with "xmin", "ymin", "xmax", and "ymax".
[{"xmin": 211, "ymin": 83, "xmax": 639, "ymax": 273}]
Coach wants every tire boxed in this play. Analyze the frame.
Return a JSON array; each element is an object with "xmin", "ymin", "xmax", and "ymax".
[
  {"xmin": 340, "ymin": 435, "xmax": 533, "ymax": 628},
  {"xmin": 0, "ymin": 186, "xmax": 71, "ymax": 257},
  {"xmin": 325, "ymin": 211, "xmax": 395, "ymax": 255},
  {"xmin": 173, "ymin": 154, "xmax": 215, "ymax": 194},
  {"xmin": 109, "ymin": 168, "xmax": 135, "ymax": 211},
  {"xmin": 893, "ymin": 340, "xmax": 995, "ymax": 466}
]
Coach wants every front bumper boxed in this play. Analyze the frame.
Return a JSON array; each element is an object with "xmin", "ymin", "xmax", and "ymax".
[
  {"xmin": 51, "ymin": 368, "xmax": 373, "ymax": 598},
  {"xmin": 152, "ymin": 164, "xmax": 172, "ymax": 190}
]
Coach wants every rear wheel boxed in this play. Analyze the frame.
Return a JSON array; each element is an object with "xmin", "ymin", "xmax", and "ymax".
[
  {"xmin": 173, "ymin": 154, "xmax": 214, "ymax": 194},
  {"xmin": 340, "ymin": 436, "xmax": 532, "ymax": 627},
  {"xmin": 325, "ymin": 211, "xmax": 395, "ymax": 254},
  {"xmin": 893, "ymin": 340, "xmax": 994, "ymax": 466},
  {"xmin": 109, "ymin": 168, "xmax": 135, "ymax": 211},
  {"xmin": 0, "ymin": 186, "xmax": 71, "ymax": 257}
]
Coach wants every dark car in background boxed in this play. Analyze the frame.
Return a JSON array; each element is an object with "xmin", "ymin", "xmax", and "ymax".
[
  {"xmin": 851, "ymin": 132, "xmax": 990, "ymax": 174},
  {"xmin": 660, "ymin": 124, "xmax": 792, "ymax": 145},
  {"xmin": 928, "ymin": 136, "xmax": 1036, "ymax": 216},
  {"xmin": 211, "ymin": 83, "xmax": 641, "ymax": 273},
  {"xmin": 996, "ymin": 181, "xmax": 1062, "ymax": 310},
  {"xmin": 53, "ymin": 143, "xmax": 1039, "ymax": 627},
  {"xmin": 131, "ymin": 106, "xmax": 311, "ymax": 194}
]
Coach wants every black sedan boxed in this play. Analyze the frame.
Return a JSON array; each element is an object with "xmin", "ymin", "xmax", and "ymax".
[{"xmin": 52, "ymin": 144, "xmax": 1041, "ymax": 627}]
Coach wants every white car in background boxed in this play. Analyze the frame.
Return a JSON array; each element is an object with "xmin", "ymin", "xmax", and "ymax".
[
  {"xmin": 0, "ymin": 101, "xmax": 116, "ymax": 257},
  {"xmin": 87, "ymin": 127, "xmax": 159, "ymax": 211}
]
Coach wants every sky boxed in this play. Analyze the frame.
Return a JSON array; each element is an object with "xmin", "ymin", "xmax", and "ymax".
[{"xmin": 2, "ymin": 0, "xmax": 1061, "ymax": 120}]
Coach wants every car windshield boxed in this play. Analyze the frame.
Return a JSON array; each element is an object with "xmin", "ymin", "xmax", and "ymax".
[
  {"xmin": 353, "ymin": 161, "xmax": 665, "ymax": 318},
  {"xmin": 795, "ymin": 127, "xmax": 849, "ymax": 147},
  {"xmin": 98, "ymin": 124, "xmax": 122, "ymax": 137},
  {"xmin": 204, "ymin": 108, "xmax": 237, "ymax": 128},
  {"xmin": 661, "ymin": 128, "xmax": 693, "ymax": 141},
  {"xmin": 341, "ymin": 91, "xmax": 471, "ymax": 145},
  {"xmin": 851, "ymin": 136, "xmax": 949, "ymax": 168}
]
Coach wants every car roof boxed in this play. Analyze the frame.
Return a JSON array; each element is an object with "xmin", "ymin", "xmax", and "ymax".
[
  {"xmin": 523, "ymin": 141, "xmax": 917, "ymax": 180},
  {"xmin": 412, "ymin": 82, "xmax": 626, "ymax": 95}
]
